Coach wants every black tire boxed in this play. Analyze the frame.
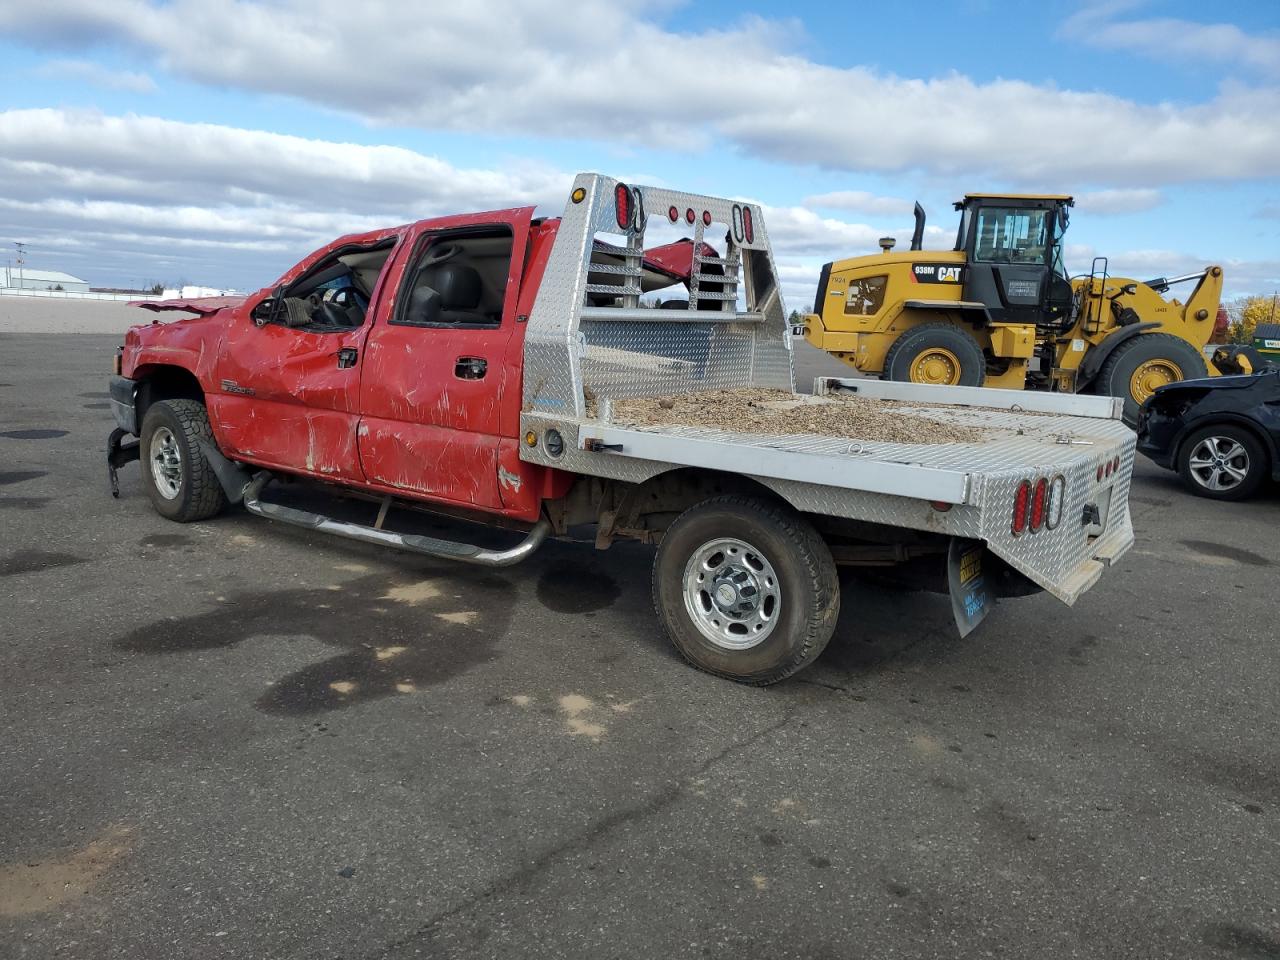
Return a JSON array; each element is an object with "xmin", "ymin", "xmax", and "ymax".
[
  {"xmin": 651, "ymin": 496, "xmax": 839, "ymax": 685},
  {"xmin": 1095, "ymin": 333, "xmax": 1208, "ymax": 426},
  {"xmin": 883, "ymin": 322, "xmax": 986, "ymax": 387},
  {"xmin": 1176, "ymin": 423, "xmax": 1269, "ymax": 501},
  {"xmin": 138, "ymin": 399, "xmax": 227, "ymax": 522}
]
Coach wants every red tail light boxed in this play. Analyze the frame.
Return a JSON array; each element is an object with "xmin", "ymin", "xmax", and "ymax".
[
  {"xmin": 614, "ymin": 183, "xmax": 632, "ymax": 230},
  {"xmin": 702, "ymin": 210, "xmax": 712, "ymax": 226},
  {"xmin": 1096, "ymin": 463, "xmax": 1104, "ymax": 481},
  {"xmin": 1029, "ymin": 478, "xmax": 1048, "ymax": 532},
  {"xmin": 668, "ymin": 205, "xmax": 679, "ymax": 223},
  {"xmin": 685, "ymin": 207, "xmax": 695, "ymax": 225},
  {"xmin": 1012, "ymin": 480, "xmax": 1031, "ymax": 535},
  {"xmin": 742, "ymin": 205, "xmax": 755, "ymax": 243}
]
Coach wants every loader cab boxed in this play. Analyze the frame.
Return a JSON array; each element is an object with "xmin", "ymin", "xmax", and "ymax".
[{"xmin": 956, "ymin": 195, "xmax": 1075, "ymax": 329}]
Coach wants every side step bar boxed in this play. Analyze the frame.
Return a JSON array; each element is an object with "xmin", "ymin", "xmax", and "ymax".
[{"xmin": 241, "ymin": 472, "xmax": 550, "ymax": 568}]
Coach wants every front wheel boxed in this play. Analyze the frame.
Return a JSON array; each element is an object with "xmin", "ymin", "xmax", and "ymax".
[
  {"xmin": 1095, "ymin": 333, "xmax": 1207, "ymax": 425},
  {"xmin": 139, "ymin": 399, "xmax": 228, "ymax": 522},
  {"xmin": 1176, "ymin": 424, "xmax": 1268, "ymax": 501},
  {"xmin": 652, "ymin": 496, "xmax": 839, "ymax": 684}
]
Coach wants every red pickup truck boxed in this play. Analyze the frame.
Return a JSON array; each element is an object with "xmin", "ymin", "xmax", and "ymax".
[{"xmin": 108, "ymin": 174, "xmax": 1135, "ymax": 684}]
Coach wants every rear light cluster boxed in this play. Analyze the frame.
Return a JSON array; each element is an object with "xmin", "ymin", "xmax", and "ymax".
[
  {"xmin": 1011, "ymin": 475, "xmax": 1066, "ymax": 536},
  {"xmin": 730, "ymin": 204, "xmax": 755, "ymax": 244},
  {"xmin": 613, "ymin": 182, "xmax": 645, "ymax": 231},
  {"xmin": 1094, "ymin": 455, "xmax": 1122, "ymax": 482}
]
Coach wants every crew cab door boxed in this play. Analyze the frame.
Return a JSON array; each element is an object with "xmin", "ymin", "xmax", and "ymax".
[
  {"xmin": 212, "ymin": 233, "xmax": 401, "ymax": 481},
  {"xmin": 357, "ymin": 209, "xmax": 533, "ymax": 510}
]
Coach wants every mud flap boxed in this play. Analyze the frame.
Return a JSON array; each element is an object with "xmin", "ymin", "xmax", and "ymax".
[{"xmin": 948, "ymin": 537, "xmax": 995, "ymax": 638}]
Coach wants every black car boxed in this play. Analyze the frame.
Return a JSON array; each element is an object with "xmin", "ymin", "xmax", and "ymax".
[{"xmin": 1137, "ymin": 367, "xmax": 1280, "ymax": 500}]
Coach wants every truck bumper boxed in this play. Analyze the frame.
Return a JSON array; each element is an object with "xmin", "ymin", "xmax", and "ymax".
[{"xmin": 109, "ymin": 376, "xmax": 138, "ymax": 435}]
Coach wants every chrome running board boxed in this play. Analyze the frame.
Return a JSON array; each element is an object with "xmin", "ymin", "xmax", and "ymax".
[{"xmin": 241, "ymin": 472, "xmax": 549, "ymax": 568}]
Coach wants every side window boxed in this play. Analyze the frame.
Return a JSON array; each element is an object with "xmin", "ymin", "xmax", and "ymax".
[
  {"xmin": 252, "ymin": 239, "xmax": 396, "ymax": 332},
  {"xmin": 973, "ymin": 208, "xmax": 1050, "ymax": 265},
  {"xmin": 394, "ymin": 229, "xmax": 514, "ymax": 329}
]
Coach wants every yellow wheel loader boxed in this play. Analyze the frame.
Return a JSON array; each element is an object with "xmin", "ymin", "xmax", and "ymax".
[{"xmin": 801, "ymin": 194, "xmax": 1230, "ymax": 423}]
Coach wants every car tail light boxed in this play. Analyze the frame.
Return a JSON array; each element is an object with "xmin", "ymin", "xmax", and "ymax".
[
  {"xmin": 702, "ymin": 210, "xmax": 712, "ymax": 226},
  {"xmin": 1096, "ymin": 463, "xmax": 1104, "ymax": 481},
  {"xmin": 1105, "ymin": 459, "xmax": 1114, "ymax": 478},
  {"xmin": 668, "ymin": 205, "xmax": 679, "ymax": 223},
  {"xmin": 1029, "ymin": 478, "xmax": 1048, "ymax": 532},
  {"xmin": 1046, "ymin": 475, "xmax": 1066, "ymax": 529},
  {"xmin": 614, "ymin": 183, "xmax": 632, "ymax": 230},
  {"xmin": 685, "ymin": 207, "xmax": 696, "ymax": 225},
  {"xmin": 742, "ymin": 205, "xmax": 755, "ymax": 244},
  {"xmin": 1012, "ymin": 480, "xmax": 1031, "ymax": 535},
  {"xmin": 732, "ymin": 204, "xmax": 744, "ymax": 242}
]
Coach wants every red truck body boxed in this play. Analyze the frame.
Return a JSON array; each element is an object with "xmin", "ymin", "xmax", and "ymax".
[{"xmin": 123, "ymin": 208, "xmax": 573, "ymax": 523}]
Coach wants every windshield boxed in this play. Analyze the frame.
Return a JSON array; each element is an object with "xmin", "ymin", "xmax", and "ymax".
[{"xmin": 972, "ymin": 207, "xmax": 1050, "ymax": 264}]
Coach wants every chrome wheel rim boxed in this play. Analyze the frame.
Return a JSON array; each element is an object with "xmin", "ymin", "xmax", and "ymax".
[
  {"xmin": 682, "ymin": 537, "xmax": 780, "ymax": 650},
  {"xmin": 1188, "ymin": 437, "xmax": 1249, "ymax": 492},
  {"xmin": 149, "ymin": 426, "xmax": 183, "ymax": 500}
]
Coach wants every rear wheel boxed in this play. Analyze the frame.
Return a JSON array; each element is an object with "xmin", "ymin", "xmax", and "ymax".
[
  {"xmin": 883, "ymin": 322, "xmax": 986, "ymax": 387},
  {"xmin": 1095, "ymin": 333, "xmax": 1207, "ymax": 425},
  {"xmin": 652, "ymin": 496, "xmax": 839, "ymax": 685},
  {"xmin": 1176, "ymin": 424, "xmax": 1268, "ymax": 501},
  {"xmin": 139, "ymin": 399, "xmax": 227, "ymax": 522}
]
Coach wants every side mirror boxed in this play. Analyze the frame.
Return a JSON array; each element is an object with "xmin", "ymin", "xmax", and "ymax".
[
  {"xmin": 251, "ymin": 298, "xmax": 278, "ymax": 326},
  {"xmin": 409, "ymin": 286, "xmax": 442, "ymax": 325},
  {"xmin": 252, "ymin": 285, "xmax": 285, "ymax": 327}
]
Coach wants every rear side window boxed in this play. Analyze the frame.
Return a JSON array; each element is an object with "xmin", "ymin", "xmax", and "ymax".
[{"xmin": 394, "ymin": 229, "xmax": 514, "ymax": 329}]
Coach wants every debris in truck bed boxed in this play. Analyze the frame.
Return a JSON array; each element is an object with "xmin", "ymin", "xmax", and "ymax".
[{"xmin": 608, "ymin": 388, "xmax": 987, "ymax": 444}]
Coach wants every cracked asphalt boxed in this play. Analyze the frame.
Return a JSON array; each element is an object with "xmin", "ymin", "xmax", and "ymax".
[{"xmin": 2, "ymin": 331, "xmax": 1278, "ymax": 959}]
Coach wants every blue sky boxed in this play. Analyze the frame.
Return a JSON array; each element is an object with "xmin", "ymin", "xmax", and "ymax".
[{"xmin": 0, "ymin": 0, "xmax": 1276, "ymax": 304}]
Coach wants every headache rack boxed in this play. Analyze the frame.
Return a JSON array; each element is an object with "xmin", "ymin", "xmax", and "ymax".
[{"xmin": 521, "ymin": 173, "xmax": 794, "ymax": 419}]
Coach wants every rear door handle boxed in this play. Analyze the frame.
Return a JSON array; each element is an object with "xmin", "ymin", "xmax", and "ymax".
[
  {"xmin": 455, "ymin": 357, "xmax": 487, "ymax": 379},
  {"xmin": 337, "ymin": 347, "xmax": 358, "ymax": 369}
]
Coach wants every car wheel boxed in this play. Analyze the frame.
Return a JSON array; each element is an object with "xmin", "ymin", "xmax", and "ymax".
[
  {"xmin": 883, "ymin": 322, "xmax": 986, "ymax": 387},
  {"xmin": 651, "ymin": 495, "xmax": 839, "ymax": 684},
  {"xmin": 139, "ymin": 399, "xmax": 228, "ymax": 522},
  {"xmin": 1176, "ymin": 424, "xmax": 1268, "ymax": 501}
]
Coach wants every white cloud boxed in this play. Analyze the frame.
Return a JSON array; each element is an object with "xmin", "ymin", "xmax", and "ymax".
[
  {"xmin": 39, "ymin": 58, "xmax": 156, "ymax": 93},
  {"xmin": 1075, "ymin": 188, "xmax": 1163, "ymax": 215},
  {"xmin": 2, "ymin": 107, "xmax": 1274, "ymax": 301},
  {"xmin": 5, "ymin": 0, "xmax": 1280, "ymax": 186},
  {"xmin": 802, "ymin": 191, "xmax": 914, "ymax": 216},
  {"xmin": 1062, "ymin": 3, "xmax": 1280, "ymax": 77}
]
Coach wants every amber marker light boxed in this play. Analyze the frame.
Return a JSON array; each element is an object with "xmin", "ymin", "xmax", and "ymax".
[
  {"xmin": 524, "ymin": 431, "xmax": 538, "ymax": 447},
  {"xmin": 570, "ymin": 187, "xmax": 586, "ymax": 203}
]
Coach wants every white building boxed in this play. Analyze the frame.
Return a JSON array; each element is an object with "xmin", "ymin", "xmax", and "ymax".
[{"xmin": 2, "ymin": 268, "xmax": 90, "ymax": 293}]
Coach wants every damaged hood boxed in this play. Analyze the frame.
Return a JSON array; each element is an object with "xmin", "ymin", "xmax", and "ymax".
[{"xmin": 130, "ymin": 296, "xmax": 246, "ymax": 316}]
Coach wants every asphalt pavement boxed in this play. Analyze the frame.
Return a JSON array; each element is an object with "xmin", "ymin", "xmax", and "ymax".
[{"xmin": 2, "ymin": 332, "xmax": 1278, "ymax": 959}]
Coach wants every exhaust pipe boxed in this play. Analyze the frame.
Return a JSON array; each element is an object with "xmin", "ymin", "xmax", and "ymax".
[
  {"xmin": 241, "ymin": 472, "xmax": 550, "ymax": 567},
  {"xmin": 910, "ymin": 202, "xmax": 926, "ymax": 251}
]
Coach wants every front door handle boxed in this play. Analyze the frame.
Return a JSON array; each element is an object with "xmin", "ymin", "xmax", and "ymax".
[
  {"xmin": 337, "ymin": 347, "xmax": 358, "ymax": 369},
  {"xmin": 455, "ymin": 357, "xmax": 487, "ymax": 379}
]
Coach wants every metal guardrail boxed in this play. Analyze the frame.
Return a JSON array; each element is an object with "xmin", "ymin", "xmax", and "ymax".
[{"xmin": 0, "ymin": 288, "xmax": 165, "ymax": 302}]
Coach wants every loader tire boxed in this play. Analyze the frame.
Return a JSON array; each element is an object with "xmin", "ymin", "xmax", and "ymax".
[
  {"xmin": 652, "ymin": 495, "xmax": 839, "ymax": 685},
  {"xmin": 1096, "ymin": 333, "xmax": 1207, "ymax": 426},
  {"xmin": 883, "ymin": 323, "xmax": 986, "ymax": 387},
  {"xmin": 139, "ymin": 399, "xmax": 227, "ymax": 523}
]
